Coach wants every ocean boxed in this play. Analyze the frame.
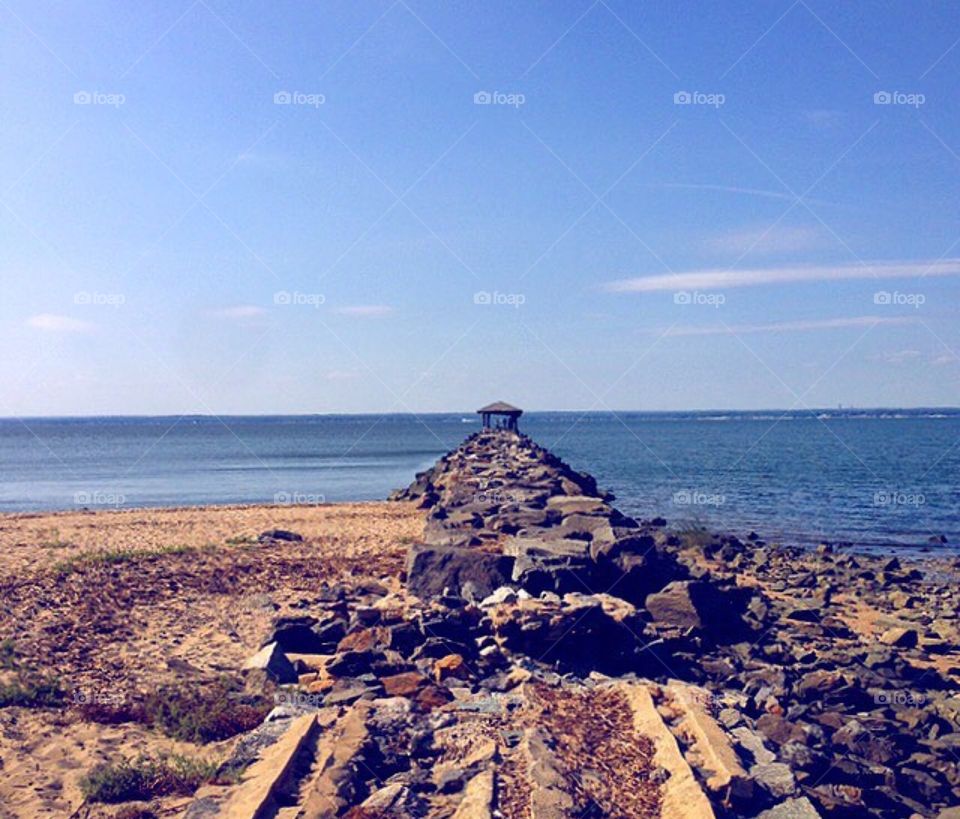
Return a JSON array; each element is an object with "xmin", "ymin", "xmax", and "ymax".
[{"xmin": 1, "ymin": 411, "xmax": 957, "ymax": 552}]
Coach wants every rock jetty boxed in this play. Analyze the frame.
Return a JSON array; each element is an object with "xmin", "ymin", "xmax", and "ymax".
[{"xmin": 196, "ymin": 429, "xmax": 959, "ymax": 818}]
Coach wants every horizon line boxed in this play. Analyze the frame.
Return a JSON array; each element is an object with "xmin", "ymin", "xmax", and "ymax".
[{"xmin": 2, "ymin": 406, "xmax": 959, "ymax": 421}]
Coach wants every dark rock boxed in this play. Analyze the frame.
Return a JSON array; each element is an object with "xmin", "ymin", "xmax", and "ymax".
[
  {"xmin": 258, "ymin": 529, "xmax": 304, "ymax": 543},
  {"xmin": 756, "ymin": 714, "xmax": 807, "ymax": 746},
  {"xmin": 242, "ymin": 642, "xmax": 297, "ymax": 684},
  {"xmin": 645, "ymin": 580, "xmax": 745, "ymax": 635},
  {"xmin": 406, "ymin": 545, "xmax": 514, "ymax": 601}
]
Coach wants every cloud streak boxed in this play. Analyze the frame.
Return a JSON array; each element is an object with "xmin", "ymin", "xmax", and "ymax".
[
  {"xmin": 26, "ymin": 314, "xmax": 95, "ymax": 333},
  {"xmin": 604, "ymin": 259, "xmax": 960, "ymax": 293},
  {"xmin": 647, "ymin": 182, "xmax": 840, "ymax": 209},
  {"xmin": 207, "ymin": 305, "xmax": 266, "ymax": 319},
  {"xmin": 335, "ymin": 305, "xmax": 393, "ymax": 317},
  {"xmin": 665, "ymin": 315, "xmax": 917, "ymax": 337},
  {"xmin": 704, "ymin": 225, "xmax": 826, "ymax": 256}
]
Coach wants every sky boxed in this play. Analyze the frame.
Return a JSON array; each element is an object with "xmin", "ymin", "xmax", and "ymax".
[{"xmin": 1, "ymin": 0, "xmax": 959, "ymax": 415}]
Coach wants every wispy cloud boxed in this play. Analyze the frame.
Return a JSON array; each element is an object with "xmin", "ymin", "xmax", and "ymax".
[
  {"xmin": 647, "ymin": 182, "xmax": 839, "ymax": 209},
  {"xmin": 26, "ymin": 313, "xmax": 95, "ymax": 333},
  {"xmin": 878, "ymin": 349, "xmax": 922, "ymax": 364},
  {"xmin": 603, "ymin": 259, "xmax": 960, "ymax": 293},
  {"xmin": 665, "ymin": 315, "xmax": 917, "ymax": 337},
  {"xmin": 207, "ymin": 305, "xmax": 266, "ymax": 319},
  {"xmin": 325, "ymin": 369, "xmax": 360, "ymax": 381},
  {"xmin": 335, "ymin": 305, "xmax": 393, "ymax": 317},
  {"xmin": 704, "ymin": 224, "xmax": 826, "ymax": 256}
]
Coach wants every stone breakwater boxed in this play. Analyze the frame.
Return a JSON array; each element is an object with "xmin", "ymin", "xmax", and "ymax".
[
  {"xmin": 393, "ymin": 428, "xmax": 685, "ymax": 606},
  {"xmin": 197, "ymin": 429, "xmax": 959, "ymax": 818}
]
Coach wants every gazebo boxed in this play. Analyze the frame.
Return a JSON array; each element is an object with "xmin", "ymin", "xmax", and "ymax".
[{"xmin": 477, "ymin": 401, "xmax": 523, "ymax": 431}]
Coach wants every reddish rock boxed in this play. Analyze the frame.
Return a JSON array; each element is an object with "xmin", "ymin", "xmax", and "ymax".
[
  {"xmin": 338, "ymin": 626, "xmax": 393, "ymax": 653},
  {"xmin": 381, "ymin": 671, "xmax": 427, "ymax": 697},
  {"xmin": 415, "ymin": 684, "xmax": 454, "ymax": 710},
  {"xmin": 434, "ymin": 653, "xmax": 468, "ymax": 682}
]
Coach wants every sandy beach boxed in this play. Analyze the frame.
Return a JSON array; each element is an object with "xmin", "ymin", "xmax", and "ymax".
[{"xmin": 0, "ymin": 502, "xmax": 422, "ymax": 818}]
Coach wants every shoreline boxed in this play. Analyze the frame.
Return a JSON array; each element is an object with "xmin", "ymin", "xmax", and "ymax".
[
  {"xmin": 3, "ymin": 499, "xmax": 954, "ymax": 559},
  {"xmin": 0, "ymin": 437, "xmax": 956, "ymax": 815}
]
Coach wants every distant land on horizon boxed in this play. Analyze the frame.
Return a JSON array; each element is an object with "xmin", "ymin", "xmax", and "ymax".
[{"xmin": 3, "ymin": 407, "xmax": 960, "ymax": 421}]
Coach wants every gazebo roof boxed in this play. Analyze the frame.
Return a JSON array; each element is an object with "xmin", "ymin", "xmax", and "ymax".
[{"xmin": 477, "ymin": 401, "xmax": 522, "ymax": 415}]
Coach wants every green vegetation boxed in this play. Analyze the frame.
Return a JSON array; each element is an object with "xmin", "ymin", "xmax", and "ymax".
[
  {"xmin": 0, "ymin": 673, "xmax": 65, "ymax": 707},
  {"xmin": 79, "ymin": 754, "xmax": 218, "ymax": 803},
  {"xmin": 0, "ymin": 639, "xmax": 65, "ymax": 708},
  {"xmin": 53, "ymin": 544, "xmax": 200, "ymax": 576},
  {"xmin": 37, "ymin": 527, "xmax": 73, "ymax": 549},
  {"xmin": 79, "ymin": 676, "xmax": 269, "ymax": 743},
  {"xmin": 225, "ymin": 534, "xmax": 258, "ymax": 545},
  {"xmin": 0, "ymin": 639, "xmax": 19, "ymax": 671},
  {"xmin": 142, "ymin": 677, "xmax": 270, "ymax": 743}
]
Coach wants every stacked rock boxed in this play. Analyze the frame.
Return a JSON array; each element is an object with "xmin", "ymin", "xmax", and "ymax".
[{"xmin": 398, "ymin": 429, "xmax": 683, "ymax": 605}]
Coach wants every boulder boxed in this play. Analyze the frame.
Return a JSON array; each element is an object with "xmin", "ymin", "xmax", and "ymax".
[
  {"xmin": 757, "ymin": 797, "xmax": 822, "ymax": 818},
  {"xmin": 243, "ymin": 642, "xmax": 297, "ymax": 684},
  {"xmin": 751, "ymin": 762, "xmax": 797, "ymax": 799},
  {"xmin": 406, "ymin": 545, "xmax": 514, "ymax": 601},
  {"xmin": 880, "ymin": 627, "xmax": 919, "ymax": 648},
  {"xmin": 645, "ymin": 580, "xmax": 740, "ymax": 632}
]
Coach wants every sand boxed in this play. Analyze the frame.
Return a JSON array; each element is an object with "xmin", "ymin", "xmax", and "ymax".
[{"xmin": 0, "ymin": 501, "xmax": 422, "ymax": 818}]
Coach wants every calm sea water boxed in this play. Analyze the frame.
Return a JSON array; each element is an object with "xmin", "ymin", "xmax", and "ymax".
[{"xmin": 1, "ymin": 412, "xmax": 957, "ymax": 552}]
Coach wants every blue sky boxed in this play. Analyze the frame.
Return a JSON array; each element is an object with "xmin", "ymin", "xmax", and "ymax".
[{"xmin": 2, "ymin": 0, "xmax": 959, "ymax": 414}]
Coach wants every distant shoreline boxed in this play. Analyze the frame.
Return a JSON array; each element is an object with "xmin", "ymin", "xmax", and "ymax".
[{"xmin": 2, "ymin": 407, "xmax": 959, "ymax": 422}]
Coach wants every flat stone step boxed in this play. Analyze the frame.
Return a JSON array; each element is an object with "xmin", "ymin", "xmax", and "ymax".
[
  {"xmin": 220, "ymin": 713, "xmax": 317, "ymax": 819},
  {"xmin": 620, "ymin": 683, "xmax": 717, "ymax": 819}
]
